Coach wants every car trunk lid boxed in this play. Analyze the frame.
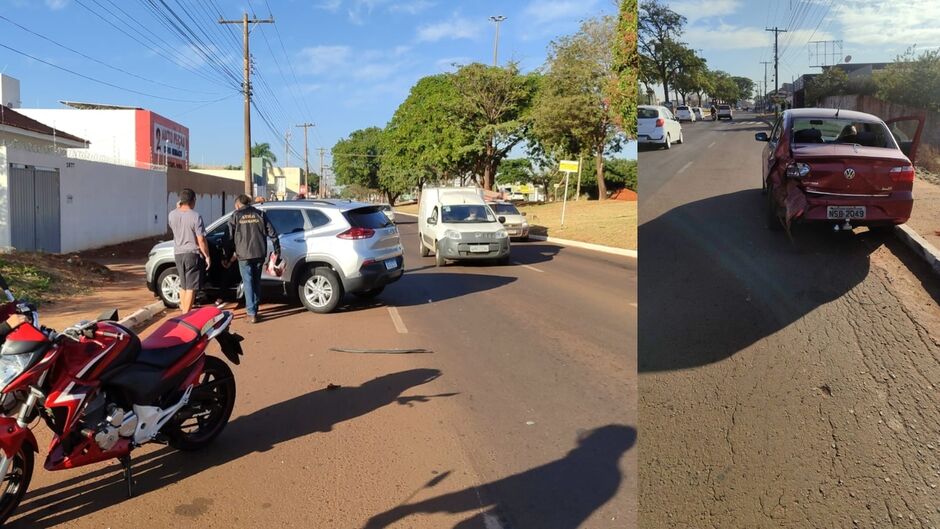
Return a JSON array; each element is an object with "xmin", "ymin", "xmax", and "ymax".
[
  {"xmin": 792, "ymin": 144, "xmax": 913, "ymax": 196},
  {"xmin": 343, "ymin": 207, "xmax": 401, "ymax": 252}
]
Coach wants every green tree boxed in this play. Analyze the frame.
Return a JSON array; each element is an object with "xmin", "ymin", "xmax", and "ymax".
[
  {"xmin": 875, "ymin": 47, "xmax": 940, "ymax": 111},
  {"xmin": 451, "ymin": 62, "xmax": 540, "ymax": 191},
  {"xmin": 250, "ymin": 142, "xmax": 277, "ymax": 168},
  {"xmin": 731, "ymin": 77, "xmax": 755, "ymax": 104},
  {"xmin": 611, "ymin": 0, "xmax": 638, "ymax": 136},
  {"xmin": 331, "ymin": 127, "xmax": 387, "ymax": 199},
  {"xmin": 531, "ymin": 16, "xmax": 621, "ymax": 200},
  {"xmin": 673, "ymin": 48, "xmax": 707, "ymax": 104},
  {"xmin": 496, "ymin": 158, "xmax": 532, "ymax": 185},
  {"xmin": 382, "ymin": 74, "xmax": 472, "ymax": 194},
  {"xmin": 639, "ymin": 0, "xmax": 687, "ymax": 103},
  {"xmin": 707, "ymin": 70, "xmax": 739, "ymax": 103},
  {"xmin": 805, "ymin": 67, "xmax": 849, "ymax": 106}
]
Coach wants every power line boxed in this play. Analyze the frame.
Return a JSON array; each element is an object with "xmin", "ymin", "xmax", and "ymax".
[{"xmin": 0, "ymin": 40, "xmax": 235, "ymax": 103}]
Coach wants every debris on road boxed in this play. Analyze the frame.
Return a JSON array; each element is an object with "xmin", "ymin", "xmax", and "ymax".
[
  {"xmin": 329, "ymin": 347, "xmax": 433, "ymax": 354},
  {"xmin": 326, "ymin": 383, "xmax": 341, "ymax": 391}
]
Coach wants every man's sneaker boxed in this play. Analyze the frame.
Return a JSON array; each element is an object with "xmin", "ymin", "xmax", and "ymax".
[{"xmin": 246, "ymin": 315, "xmax": 257, "ymax": 324}]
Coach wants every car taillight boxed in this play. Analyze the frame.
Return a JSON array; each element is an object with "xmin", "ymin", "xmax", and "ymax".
[
  {"xmin": 655, "ymin": 118, "xmax": 665, "ymax": 127},
  {"xmin": 890, "ymin": 165, "xmax": 915, "ymax": 183},
  {"xmin": 785, "ymin": 162, "xmax": 811, "ymax": 179},
  {"xmin": 337, "ymin": 227, "xmax": 375, "ymax": 239}
]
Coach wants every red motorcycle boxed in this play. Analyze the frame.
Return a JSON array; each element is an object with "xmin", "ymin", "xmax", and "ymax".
[{"xmin": 0, "ymin": 273, "xmax": 243, "ymax": 525}]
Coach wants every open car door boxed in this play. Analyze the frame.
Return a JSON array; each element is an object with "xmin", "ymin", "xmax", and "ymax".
[{"xmin": 885, "ymin": 115, "xmax": 925, "ymax": 165}]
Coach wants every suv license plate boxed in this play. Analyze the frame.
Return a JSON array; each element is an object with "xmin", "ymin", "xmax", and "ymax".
[
  {"xmin": 384, "ymin": 259, "xmax": 397, "ymax": 270},
  {"xmin": 827, "ymin": 206, "xmax": 866, "ymax": 220},
  {"xmin": 469, "ymin": 245, "xmax": 490, "ymax": 253}
]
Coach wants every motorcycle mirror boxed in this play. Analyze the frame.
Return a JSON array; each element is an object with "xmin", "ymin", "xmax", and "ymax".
[{"xmin": 97, "ymin": 308, "xmax": 119, "ymax": 322}]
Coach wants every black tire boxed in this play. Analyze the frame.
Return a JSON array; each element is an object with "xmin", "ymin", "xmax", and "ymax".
[
  {"xmin": 166, "ymin": 356, "xmax": 236, "ymax": 451},
  {"xmin": 157, "ymin": 266, "xmax": 181, "ymax": 308},
  {"xmin": 868, "ymin": 225, "xmax": 894, "ymax": 235},
  {"xmin": 419, "ymin": 235, "xmax": 430, "ymax": 257},
  {"xmin": 676, "ymin": 131, "xmax": 684, "ymax": 144},
  {"xmin": 494, "ymin": 255, "xmax": 511, "ymax": 266},
  {"xmin": 767, "ymin": 183, "xmax": 783, "ymax": 231},
  {"xmin": 663, "ymin": 134, "xmax": 671, "ymax": 150},
  {"xmin": 353, "ymin": 286, "xmax": 385, "ymax": 299},
  {"xmin": 435, "ymin": 245, "xmax": 446, "ymax": 267},
  {"xmin": 0, "ymin": 445, "xmax": 33, "ymax": 526},
  {"xmin": 298, "ymin": 266, "xmax": 343, "ymax": 313}
]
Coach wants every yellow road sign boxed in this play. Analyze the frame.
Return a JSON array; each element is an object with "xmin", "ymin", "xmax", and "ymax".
[{"xmin": 559, "ymin": 160, "xmax": 579, "ymax": 172}]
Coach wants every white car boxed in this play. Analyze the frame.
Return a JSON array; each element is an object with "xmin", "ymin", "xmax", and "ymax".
[
  {"xmin": 488, "ymin": 201, "xmax": 529, "ymax": 241},
  {"xmin": 692, "ymin": 107, "xmax": 704, "ymax": 120},
  {"xmin": 717, "ymin": 104, "xmax": 734, "ymax": 120},
  {"xmin": 638, "ymin": 105, "xmax": 683, "ymax": 149},
  {"xmin": 675, "ymin": 105, "xmax": 695, "ymax": 122}
]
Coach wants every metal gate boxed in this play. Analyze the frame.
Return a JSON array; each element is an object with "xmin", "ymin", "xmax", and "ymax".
[{"xmin": 9, "ymin": 164, "xmax": 61, "ymax": 253}]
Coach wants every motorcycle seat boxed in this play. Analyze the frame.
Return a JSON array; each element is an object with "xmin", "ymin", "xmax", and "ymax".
[{"xmin": 137, "ymin": 307, "xmax": 224, "ymax": 368}]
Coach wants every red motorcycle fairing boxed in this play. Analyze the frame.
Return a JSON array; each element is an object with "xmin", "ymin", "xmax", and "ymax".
[
  {"xmin": 0, "ymin": 416, "xmax": 38, "ymax": 457},
  {"xmin": 1, "ymin": 324, "xmax": 57, "ymax": 393},
  {"xmin": 45, "ymin": 436, "xmax": 129, "ymax": 471}
]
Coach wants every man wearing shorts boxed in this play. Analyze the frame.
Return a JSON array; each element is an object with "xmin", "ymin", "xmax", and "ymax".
[{"xmin": 168, "ymin": 188, "xmax": 211, "ymax": 313}]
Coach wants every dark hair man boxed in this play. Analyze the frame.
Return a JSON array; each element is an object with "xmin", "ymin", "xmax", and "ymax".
[
  {"xmin": 167, "ymin": 188, "xmax": 210, "ymax": 313},
  {"xmin": 224, "ymin": 195, "xmax": 280, "ymax": 323}
]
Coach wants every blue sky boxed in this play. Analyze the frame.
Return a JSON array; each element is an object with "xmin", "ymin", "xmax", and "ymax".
[
  {"xmin": 0, "ymin": 0, "xmax": 629, "ymax": 166},
  {"xmin": 659, "ymin": 0, "xmax": 940, "ymax": 99}
]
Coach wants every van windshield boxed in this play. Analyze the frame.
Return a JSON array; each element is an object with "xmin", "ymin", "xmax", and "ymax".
[{"xmin": 442, "ymin": 204, "xmax": 496, "ymax": 223}]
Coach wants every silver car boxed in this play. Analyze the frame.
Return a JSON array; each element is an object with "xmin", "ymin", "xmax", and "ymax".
[{"xmin": 146, "ymin": 200, "xmax": 404, "ymax": 314}]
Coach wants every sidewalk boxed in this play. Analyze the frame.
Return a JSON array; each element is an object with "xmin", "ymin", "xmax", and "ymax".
[
  {"xmin": 40, "ymin": 237, "xmax": 164, "ymax": 331},
  {"xmin": 906, "ymin": 177, "xmax": 940, "ymax": 251}
]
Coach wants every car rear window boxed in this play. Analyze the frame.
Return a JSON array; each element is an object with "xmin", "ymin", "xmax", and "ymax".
[
  {"xmin": 677, "ymin": 106, "xmax": 689, "ymax": 111},
  {"xmin": 344, "ymin": 206, "xmax": 392, "ymax": 229},
  {"xmin": 638, "ymin": 108, "xmax": 659, "ymax": 119},
  {"xmin": 791, "ymin": 117, "xmax": 895, "ymax": 148},
  {"xmin": 719, "ymin": 105, "xmax": 731, "ymax": 110}
]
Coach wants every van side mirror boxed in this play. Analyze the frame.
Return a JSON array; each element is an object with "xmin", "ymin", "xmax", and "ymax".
[
  {"xmin": 427, "ymin": 216, "xmax": 437, "ymax": 225},
  {"xmin": 754, "ymin": 132, "xmax": 769, "ymax": 142},
  {"xmin": 498, "ymin": 216, "xmax": 506, "ymax": 224},
  {"xmin": 522, "ymin": 212, "xmax": 527, "ymax": 217}
]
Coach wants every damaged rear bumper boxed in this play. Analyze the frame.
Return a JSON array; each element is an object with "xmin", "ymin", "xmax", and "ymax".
[{"xmin": 778, "ymin": 182, "xmax": 913, "ymax": 226}]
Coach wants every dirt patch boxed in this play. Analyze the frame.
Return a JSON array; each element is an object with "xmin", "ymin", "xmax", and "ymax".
[
  {"xmin": 78, "ymin": 234, "xmax": 167, "ymax": 262},
  {"xmin": 0, "ymin": 252, "xmax": 115, "ymax": 306}
]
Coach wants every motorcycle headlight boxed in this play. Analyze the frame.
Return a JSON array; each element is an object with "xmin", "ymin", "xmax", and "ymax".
[
  {"xmin": 0, "ymin": 353, "xmax": 34, "ymax": 389},
  {"xmin": 495, "ymin": 229, "xmax": 509, "ymax": 239},
  {"xmin": 444, "ymin": 230, "xmax": 461, "ymax": 240}
]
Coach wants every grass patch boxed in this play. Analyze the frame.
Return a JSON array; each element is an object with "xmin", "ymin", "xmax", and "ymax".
[
  {"xmin": 519, "ymin": 200, "xmax": 637, "ymax": 249},
  {"xmin": 0, "ymin": 252, "xmax": 114, "ymax": 306}
]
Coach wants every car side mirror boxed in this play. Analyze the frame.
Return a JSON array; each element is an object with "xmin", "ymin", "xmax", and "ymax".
[
  {"xmin": 498, "ymin": 216, "xmax": 506, "ymax": 224},
  {"xmin": 522, "ymin": 212, "xmax": 527, "ymax": 217},
  {"xmin": 427, "ymin": 216, "xmax": 437, "ymax": 225},
  {"xmin": 754, "ymin": 132, "xmax": 769, "ymax": 142}
]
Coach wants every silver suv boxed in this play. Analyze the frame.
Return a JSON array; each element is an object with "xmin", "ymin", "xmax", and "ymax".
[{"xmin": 145, "ymin": 200, "xmax": 403, "ymax": 313}]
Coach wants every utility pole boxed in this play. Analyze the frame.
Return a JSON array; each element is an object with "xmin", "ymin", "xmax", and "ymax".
[
  {"xmin": 318, "ymin": 147, "xmax": 326, "ymax": 198},
  {"xmin": 765, "ymin": 27, "xmax": 787, "ymax": 115},
  {"xmin": 760, "ymin": 60, "xmax": 771, "ymax": 112},
  {"xmin": 296, "ymin": 123, "xmax": 313, "ymax": 196},
  {"xmin": 220, "ymin": 13, "xmax": 274, "ymax": 196},
  {"xmin": 489, "ymin": 15, "xmax": 506, "ymax": 66}
]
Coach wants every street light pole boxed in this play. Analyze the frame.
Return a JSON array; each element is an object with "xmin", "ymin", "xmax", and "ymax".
[{"xmin": 489, "ymin": 15, "xmax": 506, "ymax": 66}]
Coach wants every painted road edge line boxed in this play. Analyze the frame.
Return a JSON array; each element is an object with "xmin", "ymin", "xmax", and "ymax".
[
  {"xmin": 387, "ymin": 306, "xmax": 409, "ymax": 334},
  {"xmin": 119, "ymin": 300, "xmax": 166, "ymax": 331},
  {"xmin": 894, "ymin": 224, "xmax": 940, "ymax": 276},
  {"xmin": 395, "ymin": 211, "xmax": 637, "ymax": 258},
  {"xmin": 513, "ymin": 262, "xmax": 544, "ymax": 272},
  {"xmin": 677, "ymin": 161, "xmax": 693, "ymax": 174}
]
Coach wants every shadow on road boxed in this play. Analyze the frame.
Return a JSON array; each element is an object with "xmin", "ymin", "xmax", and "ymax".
[
  {"xmin": 639, "ymin": 188, "xmax": 876, "ymax": 372},
  {"xmin": 362, "ymin": 424, "xmax": 636, "ymax": 529},
  {"xmin": 381, "ymin": 272, "xmax": 516, "ymax": 307},
  {"xmin": 10, "ymin": 368, "xmax": 453, "ymax": 529}
]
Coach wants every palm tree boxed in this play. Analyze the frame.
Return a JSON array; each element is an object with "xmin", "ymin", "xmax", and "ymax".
[{"xmin": 251, "ymin": 142, "xmax": 277, "ymax": 168}]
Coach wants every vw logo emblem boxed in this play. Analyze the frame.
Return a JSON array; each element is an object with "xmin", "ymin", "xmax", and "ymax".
[{"xmin": 844, "ymin": 168, "xmax": 855, "ymax": 180}]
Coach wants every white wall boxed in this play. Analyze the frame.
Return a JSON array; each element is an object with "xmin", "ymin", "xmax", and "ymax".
[
  {"xmin": 17, "ymin": 109, "xmax": 136, "ymax": 161},
  {"xmin": 167, "ymin": 191, "xmax": 226, "ymax": 227},
  {"xmin": 0, "ymin": 146, "xmax": 166, "ymax": 253}
]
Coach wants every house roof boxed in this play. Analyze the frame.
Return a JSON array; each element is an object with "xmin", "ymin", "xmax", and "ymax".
[
  {"xmin": 59, "ymin": 100, "xmax": 141, "ymax": 110},
  {"xmin": 0, "ymin": 105, "xmax": 87, "ymax": 144}
]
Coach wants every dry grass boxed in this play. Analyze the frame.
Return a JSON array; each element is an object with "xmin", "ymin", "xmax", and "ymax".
[
  {"xmin": 395, "ymin": 203, "xmax": 420, "ymax": 215},
  {"xmin": 919, "ymin": 144, "xmax": 940, "ymax": 175},
  {"xmin": 518, "ymin": 200, "xmax": 637, "ymax": 249}
]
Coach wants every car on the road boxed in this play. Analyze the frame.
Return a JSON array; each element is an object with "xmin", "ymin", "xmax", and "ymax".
[
  {"xmin": 488, "ymin": 201, "xmax": 529, "ymax": 241},
  {"xmin": 756, "ymin": 108, "xmax": 923, "ymax": 231},
  {"xmin": 717, "ymin": 105, "xmax": 733, "ymax": 120},
  {"xmin": 638, "ymin": 105, "xmax": 683, "ymax": 149},
  {"xmin": 379, "ymin": 204, "xmax": 395, "ymax": 223},
  {"xmin": 675, "ymin": 105, "xmax": 696, "ymax": 122},
  {"xmin": 146, "ymin": 200, "xmax": 404, "ymax": 313},
  {"xmin": 418, "ymin": 187, "xmax": 511, "ymax": 266},
  {"xmin": 692, "ymin": 107, "xmax": 704, "ymax": 120}
]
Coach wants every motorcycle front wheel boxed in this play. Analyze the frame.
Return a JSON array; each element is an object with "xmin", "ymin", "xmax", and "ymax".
[
  {"xmin": 165, "ymin": 356, "xmax": 236, "ymax": 451},
  {"xmin": 0, "ymin": 446, "xmax": 33, "ymax": 526}
]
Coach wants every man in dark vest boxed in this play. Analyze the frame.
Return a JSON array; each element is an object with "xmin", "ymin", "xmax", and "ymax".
[{"xmin": 224, "ymin": 195, "xmax": 280, "ymax": 323}]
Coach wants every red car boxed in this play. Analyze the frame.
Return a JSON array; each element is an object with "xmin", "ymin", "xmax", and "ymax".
[{"xmin": 756, "ymin": 108, "xmax": 923, "ymax": 231}]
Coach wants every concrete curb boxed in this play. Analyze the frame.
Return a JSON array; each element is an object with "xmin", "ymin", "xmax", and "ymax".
[
  {"xmin": 395, "ymin": 210, "xmax": 637, "ymax": 258},
  {"xmin": 894, "ymin": 224, "xmax": 940, "ymax": 276},
  {"xmin": 118, "ymin": 300, "xmax": 166, "ymax": 331}
]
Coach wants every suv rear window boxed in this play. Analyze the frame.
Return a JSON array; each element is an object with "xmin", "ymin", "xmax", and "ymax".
[
  {"xmin": 677, "ymin": 106, "xmax": 689, "ymax": 111},
  {"xmin": 345, "ymin": 207, "xmax": 392, "ymax": 229},
  {"xmin": 719, "ymin": 105, "xmax": 731, "ymax": 110},
  {"xmin": 638, "ymin": 108, "xmax": 659, "ymax": 119}
]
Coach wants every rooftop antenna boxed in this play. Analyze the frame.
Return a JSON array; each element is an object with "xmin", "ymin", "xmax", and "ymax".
[{"xmin": 835, "ymin": 107, "xmax": 840, "ymax": 118}]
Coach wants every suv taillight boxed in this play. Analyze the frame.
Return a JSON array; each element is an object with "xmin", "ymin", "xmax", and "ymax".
[
  {"xmin": 655, "ymin": 117, "xmax": 665, "ymax": 127},
  {"xmin": 890, "ymin": 165, "xmax": 915, "ymax": 184},
  {"xmin": 337, "ymin": 227, "xmax": 375, "ymax": 239}
]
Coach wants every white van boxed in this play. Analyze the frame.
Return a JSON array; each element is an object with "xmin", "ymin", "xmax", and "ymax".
[{"xmin": 418, "ymin": 187, "xmax": 511, "ymax": 266}]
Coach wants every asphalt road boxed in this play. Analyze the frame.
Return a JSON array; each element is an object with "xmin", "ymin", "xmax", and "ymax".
[
  {"xmin": 12, "ymin": 216, "xmax": 636, "ymax": 529},
  {"xmin": 639, "ymin": 113, "xmax": 940, "ymax": 528}
]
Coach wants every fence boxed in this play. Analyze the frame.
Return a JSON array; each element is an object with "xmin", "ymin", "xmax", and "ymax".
[{"xmin": 819, "ymin": 94, "xmax": 940, "ymax": 149}]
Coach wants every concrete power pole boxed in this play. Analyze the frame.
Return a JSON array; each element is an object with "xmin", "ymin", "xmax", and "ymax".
[
  {"xmin": 318, "ymin": 148, "xmax": 326, "ymax": 198},
  {"xmin": 489, "ymin": 15, "xmax": 506, "ymax": 66},
  {"xmin": 765, "ymin": 27, "xmax": 787, "ymax": 115},
  {"xmin": 296, "ymin": 123, "xmax": 313, "ymax": 196},
  {"xmin": 220, "ymin": 13, "xmax": 274, "ymax": 196},
  {"xmin": 760, "ymin": 61, "xmax": 771, "ymax": 111}
]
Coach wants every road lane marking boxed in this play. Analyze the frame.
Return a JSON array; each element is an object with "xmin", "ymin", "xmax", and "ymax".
[
  {"xmin": 513, "ymin": 261, "xmax": 544, "ymax": 273},
  {"xmin": 676, "ymin": 161, "xmax": 693, "ymax": 174},
  {"xmin": 707, "ymin": 141, "xmax": 716, "ymax": 148},
  {"xmin": 387, "ymin": 306, "xmax": 408, "ymax": 334}
]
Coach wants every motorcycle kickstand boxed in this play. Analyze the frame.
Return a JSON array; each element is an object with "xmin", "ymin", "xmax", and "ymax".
[{"xmin": 119, "ymin": 455, "xmax": 134, "ymax": 498}]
